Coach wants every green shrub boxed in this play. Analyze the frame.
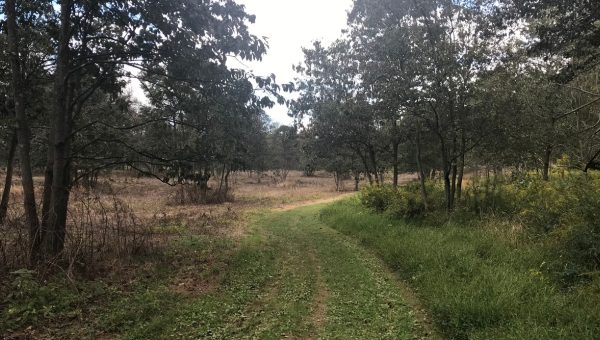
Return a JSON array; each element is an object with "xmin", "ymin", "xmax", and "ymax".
[
  {"xmin": 361, "ymin": 182, "xmax": 447, "ymax": 219},
  {"xmin": 360, "ymin": 173, "xmax": 600, "ymax": 280},
  {"xmin": 359, "ymin": 185, "xmax": 396, "ymax": 212},
  {"xmin": 461, "ymin": 177, "xmax": 519, "ymax": 216},
  {"xmin": 385, "ymin": 190, "xmax": 424, "ymax": 219},
  {"xmin": 1, "ymin": 270, "xmax": 82, "ymax": 330},
  {"xmin": 509, "ymin": 175, "xmax": 600, "ymax": 277},
  {"xmin": 386, "ymin": 183, "xmax": 428, "ymax": 219}
]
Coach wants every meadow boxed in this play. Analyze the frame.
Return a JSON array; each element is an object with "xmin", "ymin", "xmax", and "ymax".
[{"xmin": 0, "ymin": 171, "xmax": 350, "ymax": 338}]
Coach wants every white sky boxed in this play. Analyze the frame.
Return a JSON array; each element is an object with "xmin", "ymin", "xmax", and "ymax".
[
  {"xmin": 232, "ymin": 0, "xmax": 353, "ymax": 125},
  {"xmin": 127, "ymin": 0, "xmax": 353, "ymax": 125}
]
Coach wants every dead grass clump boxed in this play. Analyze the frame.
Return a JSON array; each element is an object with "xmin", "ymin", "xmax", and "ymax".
[
  {"xmin": 1, "ymin": 170, "xmax": 344, "ymax": 278},
  {"xmin": 168, "ymin": 184, "xmax": 235, "ymax": 206},
  {"xmin": 0, "ymin": 186, "xmax": 157, "ymax": 278},
  {"xmin": 63, "ymin": 188, "xmax": 155, "ymax": 275},
  {"xmin": 0, "ymin": 202, "xmax": 30, "ymax": 273},
  {"xmin": 271, "ymin": 169, "xmax": 289, "ymax": 184}
]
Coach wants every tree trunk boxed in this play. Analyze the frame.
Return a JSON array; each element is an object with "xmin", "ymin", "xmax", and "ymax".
[
  {"xmin": 47, "ymin": 1, "xmax": 72, "ymax": 255},
  {"xmin": 217, "ymin": 163, "xmax": 226, "ymax": 195},
  {"xmin": 6, "ymin": 0, "xmax": 42, "ymax": 261},
  {"xmin": 333, "ymin": 171, "xmax": 341, "ymax": 191},
  {"xmin": 41, "ymin": 138, "xmax": 54, "ymax": 235},
  {"xmin": 451, "ymin": 163, "xmax": 457, "ymax": 202},
  {"xmin": 442, "ymin": 148, "xmax": 454, "ymax": 211},
  {"xmin": 392, "ymin": 141, "xmax": 399, "ymax": 188},
  {"xmin": 584, "ymin": 148, "xmax": 600, "ymax": 173},
  {"xmin": 542, "ymin": 145, "xmax": 552, "ymax": 181},
  {"xmin": 224, "ymin": 169, "xmax": 231, "ymax": 193},
  {"xmin": 456, "ymin": 151, "xmax": 465, "ymax": 200},
  {"xmin": 0, "ymin": 133, "xmax": 18, "ymax": 224},
  {"xmin": 438, "ymin": 133, "xmax": 454, "ymax": 211},
  {"xmin": 368, "ymin": 146, "xmax": 380, "ymax": 185},
  {"xmin": 443, "ymin": 169, "xmax": 453, "ymax": 211},
  {"xmin": 450, "ymin": 136, "xmax": 458, "ymax": 205},
  {"xmin": 198, "ymin": 169, "xmax": 211, "ymax": 203},
  {"xmin": 415, "ymin": 126, "xmax": 428, "ymax": 210},
  {"xmin": 356, "ymin": 149, "xmax": 373, "ymax": 185}
]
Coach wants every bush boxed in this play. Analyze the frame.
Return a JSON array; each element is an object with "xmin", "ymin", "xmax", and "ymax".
[
  {"xmin": 386, "ymin": 183, "xmax": 427, "ymax": 219},
  {"xmin": 461, "ymin": 177, "xmax": 519, "ymax": 216},
  {"xmin": 1, "ymin": 270, "xmax": 82, "ymax": 331},
  {"xmin": 360, "ymin": 172, "xmax": 600, "ymax": 282},
  {"xmin": 453, "ymin": 173, "xmax": 600, "ymax": 277},
  {"xmin": 360, "ymin": 185, "xmax": 396, "ymax": 212},
  {"xmin": 360, "ymin": 183, "xmax": 441, "ymax": 219}
]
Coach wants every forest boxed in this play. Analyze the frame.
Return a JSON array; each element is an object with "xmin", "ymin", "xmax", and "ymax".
[{"xmin": 1, "ymin": 0, "xmax": 599, "ymax": 339}]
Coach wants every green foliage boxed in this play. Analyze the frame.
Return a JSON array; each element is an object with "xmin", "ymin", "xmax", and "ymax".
[
  {"xmin": 360, "ymin": 174, "xmax": 600, "ymax": 284},
  {"xmin": 461, "ymin": 177, "xmax": 519, "ymax": 216},
  {"xmin": 321, "ymin": 200, "xmax": 600, "ymax": 339},
  {"xmin": 360, "ymin": 182, "xmax": 443, "ymax": 219},
  {"xmin": 265, "ymin": 124, "xmax": 302, "ymax": 172},
  {"xmin": 467, "ymin": 174, "xmax": 600, "ymax": 278},
  {"xmin": 303, "ymin": 164, "xmax": 315, "ymax": 177},
  {"xmin": 360, "ymin": 185, "xmax": 397, "ymax": 212},
  {"xmin": 385, "ymin": 191, "xmax": 426, "ymax": 219},
  {"xmin": 1, "ymin": 270, "xmax": 88, "ymax": 331}
]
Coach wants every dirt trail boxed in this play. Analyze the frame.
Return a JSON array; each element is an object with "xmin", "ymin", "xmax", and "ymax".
[
  {"xmin": 307, "ymin": 251, "xmax": 329, "ymax": 339},
  {"xmin": 276, "ymin": 196, "xmax": 440, "ymax": 339},
  {"xmin": 274, "ymin": 192, "xmax": 356, "ymax": 212}
]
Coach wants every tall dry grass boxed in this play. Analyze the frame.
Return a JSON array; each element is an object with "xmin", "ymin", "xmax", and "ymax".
[{"xmin": 0, "ymin": 170, "xmax": 346, "ymax": 277}]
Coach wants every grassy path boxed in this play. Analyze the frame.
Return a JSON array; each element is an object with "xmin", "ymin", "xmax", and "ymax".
[{"xmin": 120, "ymin": 204, "xmax": 434, "ymax": 339}]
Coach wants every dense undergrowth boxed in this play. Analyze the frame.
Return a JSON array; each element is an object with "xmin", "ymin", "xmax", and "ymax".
[
  {"xmin": 0, "ymin": 235, "xmax": 239, "ymax": 338},
  {"xmin": 322, "ymin": 174, "xmax": 600, "ymax": 339},
  {"xmin": 360, "ymin": 173, "xmax": 600, "ymax": 282}
]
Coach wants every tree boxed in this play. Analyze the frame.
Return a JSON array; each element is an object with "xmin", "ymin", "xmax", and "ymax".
[
  {"xmin": 506, "ymin": 0, "xmax": 600, "ymax": 81},
  {"xmin": 266, "ymin": 125, "xmax": 301, "ymax": 182},
  {"xmin": 501, "ymin": 0, "xmax": 600, "ymax": 171},
  {"xmin": 349, "ymin": 0, "xmax": 497, "ymax": 209},
  {"xmin": 292, "ymin": 40, "xmax": 389, "ymax": 186},
  {"xmin": 4, "ymin": 0, "xmax": 48, "ymax": 259},
  {"xmin": 2, "ymin": 0, "xmax": 272, "ymax": 260},
  {"xmin": 138, "ymin": 67, "xmax": 274, "ymax": 202}
]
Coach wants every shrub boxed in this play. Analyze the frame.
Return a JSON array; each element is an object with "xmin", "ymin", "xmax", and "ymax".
[
  {"xmin": 360, "ymin": 183, "xmax": 440, "ymax": 219},
  {"xmin": 461, "ymin": 177, "xmax": 518, "ymax": 216},
  {"xmin": 360, "ymin": 173, "xmax": 600, "ymax": 280},
  {"xmin": 476, "ymin": 174, "xmax": 600, "ymax": 276},
  {"xmin": 360, "ymin": 185, "xmax": 396, "ymax": 212},
  {"xmin": 319, "ymin": 200, "xmax": 600, "ymax": 340},
  {"xmin": 1, "ymin": 270, "xmax": 81, "ymax": 331},
  {"xmin": 386, "ymin": 183, "xmax": 427, "ymax": 219}
]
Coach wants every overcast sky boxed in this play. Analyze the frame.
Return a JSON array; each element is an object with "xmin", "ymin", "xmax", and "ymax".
[{"xmin": 233, "ymin": 0, "xmax": 354, "ymax": 125}]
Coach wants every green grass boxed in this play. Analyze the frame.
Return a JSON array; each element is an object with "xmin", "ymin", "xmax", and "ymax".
[
  {"xmin": 151, "ymin": 207, "xmax": 421, "ymax": 339},
  {"xmin": 2, "ymin": 206, "xmax": 423, "ymax": 339},
  {"xmin": 319, "ymin": 198, "xmax": 600, "ymax": 339}
]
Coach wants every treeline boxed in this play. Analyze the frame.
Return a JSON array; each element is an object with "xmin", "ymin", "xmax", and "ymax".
[
  {"xmin": 291, "ymin": 0, "xmax": 600, "ymax": 210},
  {"xmin": 0, "ymin": 0, "xmax": 299, "ymax": 264}
]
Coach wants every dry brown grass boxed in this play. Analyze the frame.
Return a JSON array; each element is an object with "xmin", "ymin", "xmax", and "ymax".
[
  {"xmin": 0, "ymin": 170, "xmax": 349, "ymax": 275},
  {"xmin": 103, "ymin": 170, "xmax": 346, "ymax": 234}
]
